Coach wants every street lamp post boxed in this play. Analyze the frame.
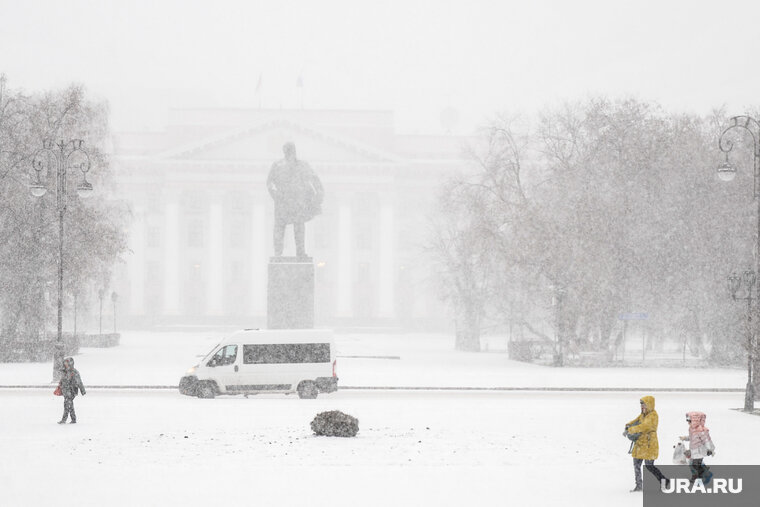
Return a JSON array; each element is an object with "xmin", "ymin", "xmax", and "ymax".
[
  {"xmin": 98, "ymin": 288, "xmax": 105, "ymax": 337},
  {"xmin": 111, "ymin": 291, "xmax": 118, "ymax": 334},
  {"xmin": 31, "ymin": 139, "xmax": 93, "ymax": 381},
  {"xmin": 553, "ymin": 285, "xmax": 566, "ymax": 367},
  {"xmin": 718, "ymin": 115, "xmax": 760, "ymax": 411},
  {"xmin": 727, "ymin": 271, "xmax": 756, "ymax": 411}
]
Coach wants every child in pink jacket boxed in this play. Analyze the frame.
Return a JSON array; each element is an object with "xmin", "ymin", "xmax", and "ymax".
[{"xmin": 679, "ymin": 411, "xmax": 715, "ymax": 484}]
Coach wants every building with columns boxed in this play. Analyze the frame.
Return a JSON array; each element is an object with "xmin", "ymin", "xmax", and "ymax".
[{"xmin": 112, "ymin": 108, "xmax": 471, "ymax": 329}]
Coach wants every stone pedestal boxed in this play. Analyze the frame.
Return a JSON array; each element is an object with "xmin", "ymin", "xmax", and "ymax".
[{"xmin": 267, "ymin": 257, "xmax": 314, "ymax": 329}]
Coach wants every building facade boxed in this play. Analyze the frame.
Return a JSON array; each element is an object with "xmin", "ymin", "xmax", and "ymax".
[{"xmin": 112, "ymin": 108, "xmax": 471, "ymax": 329}]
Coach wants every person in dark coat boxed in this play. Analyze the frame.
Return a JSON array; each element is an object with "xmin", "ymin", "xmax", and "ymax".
[
  {"xmin": 57, "ymin": 356, "xmax": 86, "ymax": 424},
  {"xmin": 267, "ymin": 142, "xmax": 324, "ymax": 258}
]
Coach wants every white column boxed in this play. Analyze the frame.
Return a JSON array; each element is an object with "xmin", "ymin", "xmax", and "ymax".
[
  {"xmin": 377, "ymin": 200, "xmax": 395, "ymax": 318},
  {"xmin": 163, "ymin": 193, "xmax": 181, "ymax": 315},
  {"xmin": 128, "ymin": 207, "xmax": 145, "ymax": 315},
  {"xmin": 206, "ymin": 201, "xmax": 224, "ymax": 315},
  {"xmin": 251, "ymin": 201, "xmax": 267, "ymax": 316},
  {"xmin": 336, "ymin": 202, "xmax": 353, "ymax": 317}
]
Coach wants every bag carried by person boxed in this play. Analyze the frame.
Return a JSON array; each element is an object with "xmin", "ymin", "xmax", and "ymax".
[
  {"xmin": 673, "ymin": 441, "xmax": 688, "ymax": 465},
  {"xmin": 54, "ymin": 385, "xmax": 62, "ymax": 396},
  {"xmin": 705, "ymin": 439, "xmax": 716, "ymax": 457},
  {"xmin": 624, "ymin": 420, "xmax": 642, "ymax": 441},
  {"xmin": 622, "ymin": 420, "xmax": 642, "ymax": 454}
]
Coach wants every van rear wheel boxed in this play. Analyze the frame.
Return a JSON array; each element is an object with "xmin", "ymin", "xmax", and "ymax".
[
  {"xmin": 197, "ymin": 381, "xmax": 216, "ymax": 399},
  {"xmin": 297, "ymin": 380, "xmax": 318, "ymax": 399}
]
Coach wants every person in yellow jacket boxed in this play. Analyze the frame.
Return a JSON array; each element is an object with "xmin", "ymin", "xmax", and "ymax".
[{"xmin": 624, "ymin": 395, "xmax": 669, "ymax": 492}]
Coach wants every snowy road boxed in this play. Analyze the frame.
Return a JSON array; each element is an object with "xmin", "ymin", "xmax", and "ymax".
[
  {"xmin": 2, "ymin": 388, "xmax": 757, "ymax": 507},
  {"xmin": 0, "ymin": 331, "xmax": 749, "ymax": 389}
]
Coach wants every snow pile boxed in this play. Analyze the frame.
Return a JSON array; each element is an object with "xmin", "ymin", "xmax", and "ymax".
[{"xmin": 311, "ymin": 410, "xmax": 359, "ymax": 437}]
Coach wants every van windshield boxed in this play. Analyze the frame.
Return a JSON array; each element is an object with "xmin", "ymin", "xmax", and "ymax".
[
  {"xmin": 201, "ymin": 343, "xmax": 221, "ymax": 364},
  {"xmin": 208, "ymin": 344, "xmax": 238, "ymax": 367}
]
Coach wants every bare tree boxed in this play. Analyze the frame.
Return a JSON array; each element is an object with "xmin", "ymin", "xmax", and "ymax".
[
  {"xmin": 431, "ymin": 98, "xmax": 751, "ymax": 365},
  {"xmin": 0, "ymin": 79, "xmax": 128, "ymax": 359}
]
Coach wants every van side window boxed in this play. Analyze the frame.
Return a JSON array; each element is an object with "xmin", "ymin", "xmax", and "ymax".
[
  {"xmin": 208, "ymin": 344, "xmax": 238, "ymax": 367},
  {"xmin": 243, "ymin": 343, "xmax": 330, "ymax": 364}
]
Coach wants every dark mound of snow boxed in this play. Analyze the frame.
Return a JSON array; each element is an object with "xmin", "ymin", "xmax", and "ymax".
[{"xmin": 310, "ymin": 410, "xmax": 359, "ymax": 437}]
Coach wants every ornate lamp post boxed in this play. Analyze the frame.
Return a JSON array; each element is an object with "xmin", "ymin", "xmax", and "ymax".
[
  {"xmin": 727, "ymin": 271, "xmax": 756, "ymax": 411},
  {"xmin": 31, "ymin": 139, "xmax": 93, "ymax": 381},
  {"xmin": 718, "ymin": 115, "xmax": 760, "ymax": 411}
]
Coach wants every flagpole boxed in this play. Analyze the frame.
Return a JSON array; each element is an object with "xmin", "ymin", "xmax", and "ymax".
[
  {"xmin": 296, "ymin": 75, "xmax": 303, "ymax": 109},
  {"xmin": 255, "ymin": 73, "xmax": 263, "ymax": 109}
]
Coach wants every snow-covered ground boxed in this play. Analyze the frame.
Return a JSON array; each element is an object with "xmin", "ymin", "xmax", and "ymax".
[{"xmin": 1, "ymin": 330, "xmax": 758, "ymax": 507}]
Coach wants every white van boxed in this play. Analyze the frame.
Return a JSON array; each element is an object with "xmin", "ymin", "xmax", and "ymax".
[{"xmin": 179, "ymin": 329, "xmax": 338, "ymax": 399}]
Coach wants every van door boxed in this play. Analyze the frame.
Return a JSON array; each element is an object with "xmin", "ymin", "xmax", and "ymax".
[{"xmin": 205, "ymin": 344, "xmax": 239, "ymax": 393}]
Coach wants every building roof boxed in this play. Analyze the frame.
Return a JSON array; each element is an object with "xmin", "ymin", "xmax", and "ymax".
[{"xmin": 113, "ymin": 107, "xmax": 475, "ymax": 166}]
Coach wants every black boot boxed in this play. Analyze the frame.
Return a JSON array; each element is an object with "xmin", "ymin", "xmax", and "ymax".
[{"xmin": 630, "ymin": 485, "xmax": 642, "ymax": 492}]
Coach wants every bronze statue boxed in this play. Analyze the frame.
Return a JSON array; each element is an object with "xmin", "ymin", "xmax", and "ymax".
[{"xmin": 267, "ymin": 142, "xmax": 324, "ymax": 258}]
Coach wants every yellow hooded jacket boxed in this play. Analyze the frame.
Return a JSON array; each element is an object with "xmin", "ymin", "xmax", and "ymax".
[{"xmin": 626, "ymin": 395, "xmax": 659, "ymax": 460}]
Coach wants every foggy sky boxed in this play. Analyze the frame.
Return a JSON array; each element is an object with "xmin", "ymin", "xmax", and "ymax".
[{"xmin": 1, "ymin": 0, "xmax": 759, "ymax": 134}]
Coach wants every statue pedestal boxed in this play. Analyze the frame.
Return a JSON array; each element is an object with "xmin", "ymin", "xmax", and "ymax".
[{"xmin": 267, "ymin": 257, "xmax": 314, "ymax": 329}]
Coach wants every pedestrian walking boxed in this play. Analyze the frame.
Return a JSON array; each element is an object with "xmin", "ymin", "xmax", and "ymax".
[
  {"xmin": 623, "ymin": 395, "xmax": 669, "ymax": 492},
  {"xmin": 57, "ymin": 357, "xmax": 86, "ymax": 424},
  {"xmin": 680, "ymin": 411, "xmax": 715, "ymax": 484}
]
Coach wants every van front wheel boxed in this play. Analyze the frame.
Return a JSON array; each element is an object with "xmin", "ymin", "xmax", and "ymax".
[
  {"xmin": 197, "ymin": 381, "xmax": 216, "ymax": 399},
  {"xmin": 297, "ymin": 381, "xmax": 318, "ymax": 399}
]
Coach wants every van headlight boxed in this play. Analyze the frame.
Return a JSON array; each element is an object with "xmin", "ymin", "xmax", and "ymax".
[{"xmin": 186, "ymin": 366, "xmax": 197, "ymax": 375}]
